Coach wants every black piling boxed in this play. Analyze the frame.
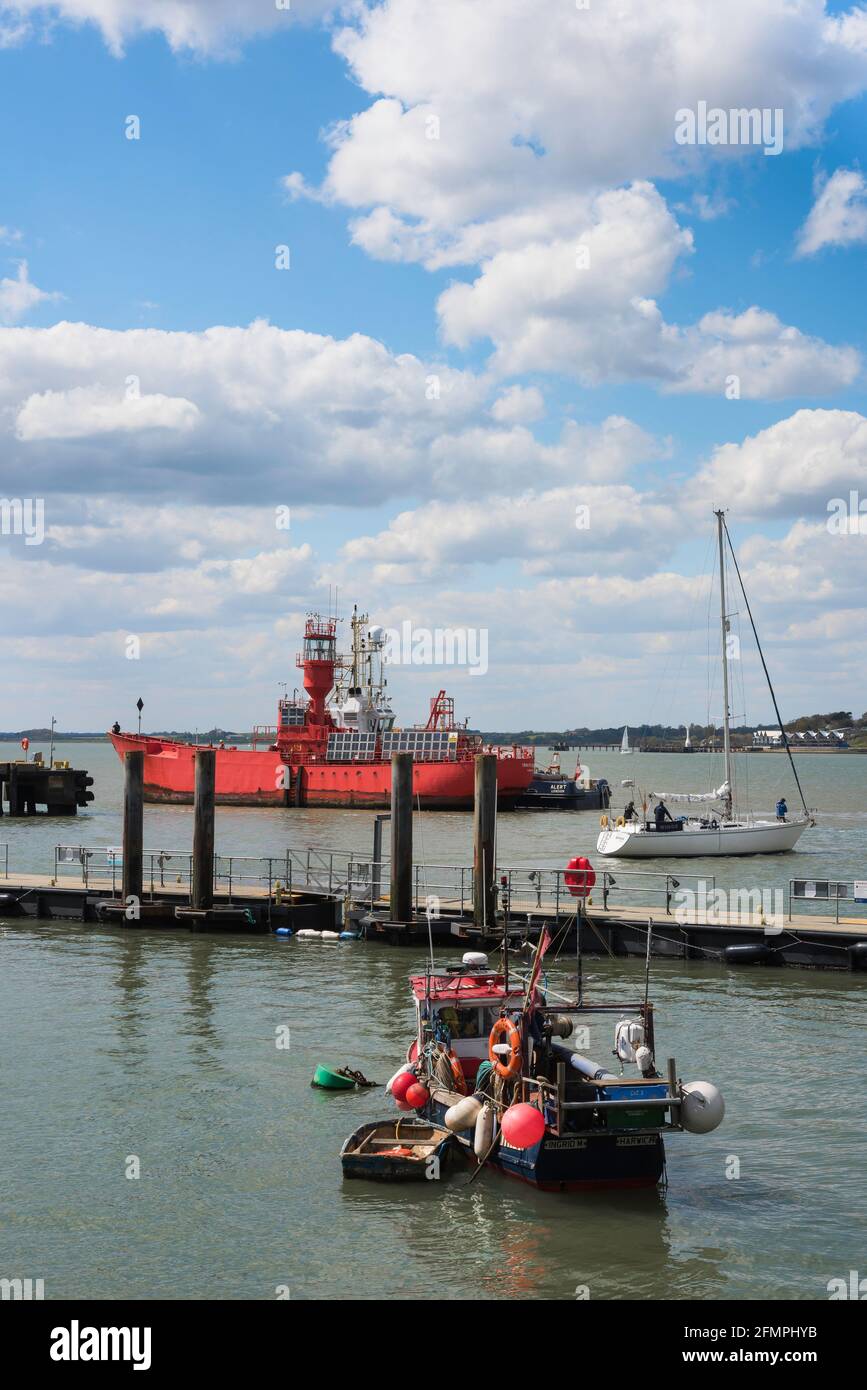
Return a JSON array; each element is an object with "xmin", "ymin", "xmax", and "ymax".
[
  {"xmin": 390, "ymin": 752, "xmax": 413, "ymax": 922},
  {"xmin": 122, "ymin": 751, "xmax": 144, "ymax": 904},
  {"xmin": 473, "ymin": 752, "xmax": 497, "ymax": 930},
  {"xmin": 192, "ymin": 749, "xmax": 216, "ymax": 910}
]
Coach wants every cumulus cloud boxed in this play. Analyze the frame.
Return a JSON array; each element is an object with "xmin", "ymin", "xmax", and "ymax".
[
  {"xmin": 16, "ymin": 385, "xmax": 200, "ymax": 440},
  {"xmin": 0, "ymin": 319, "xmax": 499, "ymax": 503},
  {"xmin": 436, "ymin": 185, "xmax": 858, "ymax": 394},
  {"xmin": 0, "ymin": 261, "xmax": 60, "ymax": 324},
  {"xmin": 691, "ymin": 409, "xmax": 867, "ymax": 518},
  {"xmin": 341, "ymin": 483, "xmax": 675, "ymax": 583},
  {"xmin": 0, "ymin": 0, "xmax": 332, "ymax": 56},
  {"xmin": 318, "ymin": 0, "xmax": 867, "ymax": 265},
  {"xmin": 795, "ymin": 167, "xmax": 867, "ymax": 256}
]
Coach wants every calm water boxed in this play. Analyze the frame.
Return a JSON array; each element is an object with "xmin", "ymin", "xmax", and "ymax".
[{"xmin": 2, "ymin": 741, "xmax": 866, "ymax": 1300}]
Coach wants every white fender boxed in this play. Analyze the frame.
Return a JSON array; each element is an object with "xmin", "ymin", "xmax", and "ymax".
[
  {"xmin": 445, "ymin": 1095, "xmax": 483, "ymax": 1133},
  {"xmin": 680, "ymin": 1081, "xmax": 725, "ymax": 1134},
  {"xmin": 474, "ymin": 1101, "xmax": 494, "ymax": 1158}
]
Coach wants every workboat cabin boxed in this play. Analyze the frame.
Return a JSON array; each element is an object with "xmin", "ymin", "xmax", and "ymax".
[{"xmin": 389, "ymin": 953, "xmax": 724, "ymax": 1192}]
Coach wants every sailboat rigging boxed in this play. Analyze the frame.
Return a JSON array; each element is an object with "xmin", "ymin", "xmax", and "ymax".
[{"xmin": 597, "ymin": 511, "xmax": 813, "ymax": 859}]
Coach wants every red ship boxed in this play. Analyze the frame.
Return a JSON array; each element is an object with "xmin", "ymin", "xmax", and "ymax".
[{"xmin": 109, "ymin": 612, "xmax": 534, "ymax": 809}]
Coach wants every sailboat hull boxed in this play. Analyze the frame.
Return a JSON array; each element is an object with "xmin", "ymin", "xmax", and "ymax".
[{"xmin": 597, "ymin": 817, "xmax": 809, "ymax": 858}]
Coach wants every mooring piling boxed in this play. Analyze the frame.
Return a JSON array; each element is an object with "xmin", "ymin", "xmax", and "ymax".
[
  {"xmin": 473, "ymin": 752, "xmax": 497, "ymax": 930},
  {"xmin": 122, "ymin": 750, "xmax": 144, "ymax": 904},
  {"xmin": 192, "ymin": 749, "xmax": 216, "ymax": 910},
  {"xmin": 390, "ymin": 752, "xmax": 413, "ymax": 921}
]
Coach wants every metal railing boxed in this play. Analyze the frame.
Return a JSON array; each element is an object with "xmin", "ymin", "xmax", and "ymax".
[{"xmin": 787, "ymin": 879, "xmax": 867, "ymax": 923}]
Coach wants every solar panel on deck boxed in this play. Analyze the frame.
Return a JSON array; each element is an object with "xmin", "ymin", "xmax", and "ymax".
[
  {"xmin": 327, "ymin": 732, "xmax": 378, "ymax": 762},
  {"xmin": 381, "ymin": 730, "xmax": 455, "ymax": 761}
]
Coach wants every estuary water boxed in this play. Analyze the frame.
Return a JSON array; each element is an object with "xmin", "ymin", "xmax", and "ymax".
[{"xmin": 2, "ymin": 740, "xmax": 866, "ymax": 1300}]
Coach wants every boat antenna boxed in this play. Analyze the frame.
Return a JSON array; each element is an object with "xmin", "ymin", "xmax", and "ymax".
[{"xmin": 720, "ymin": 514, "xmax": 811, "ymax": 819}]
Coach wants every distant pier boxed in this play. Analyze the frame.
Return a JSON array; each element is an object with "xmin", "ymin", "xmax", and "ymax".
[{"xmin": 0, "ymin": 759, "xmax": 93, "ymax": 816}]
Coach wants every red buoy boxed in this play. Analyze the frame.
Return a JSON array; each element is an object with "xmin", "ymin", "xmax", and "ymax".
[
  {"xmin": 564, "ymin": 855, "xmax": 596, "ymax": 897},
  {"xmin": 405, "ymin": 1082, "xmax": 430, "ymax": 1109}
]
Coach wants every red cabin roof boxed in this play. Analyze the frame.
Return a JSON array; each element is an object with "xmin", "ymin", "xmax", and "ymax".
[{"xmin": 410, "ymin": 972, "xmax": 525, "ymax": 1004}]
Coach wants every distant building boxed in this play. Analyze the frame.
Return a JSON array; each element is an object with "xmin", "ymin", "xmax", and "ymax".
[{"xmin": 753, "ymin": 727, "xmax": 848, "ymax": 748}]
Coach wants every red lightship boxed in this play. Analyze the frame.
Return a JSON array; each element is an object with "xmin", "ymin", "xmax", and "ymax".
[{"xmin": 109, "ymin": 612, "xmax": 534, "ymax": 810}]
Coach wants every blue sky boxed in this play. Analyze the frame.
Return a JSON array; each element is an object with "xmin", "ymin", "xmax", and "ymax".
[{"xmin": 1, "ymin": 0, "xmax": 866, "ymax": 731}]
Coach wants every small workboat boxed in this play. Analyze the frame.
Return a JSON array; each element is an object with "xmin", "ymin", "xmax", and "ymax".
[
  {"xmin": 389, "ymin": 944, "xmax": 724, "ymax": 1192},
  {"xmin": 340, "ymin": 1119, "xmax": 454, "ymax": 1181}
]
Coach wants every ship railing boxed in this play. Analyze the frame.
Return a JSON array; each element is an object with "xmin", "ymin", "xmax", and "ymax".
[{"xmin": 251, "ymin": 725, "xmax": 277, "ymax": 749}]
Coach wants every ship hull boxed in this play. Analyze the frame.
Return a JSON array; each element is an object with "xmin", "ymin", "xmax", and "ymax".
[
  {"xmin": 429, "ymin": 1099, "xmax": 664, "ymax": 1190},
  {"xmin": 109, "ymin": 734, "xmax": 531, "ymax": 809}
]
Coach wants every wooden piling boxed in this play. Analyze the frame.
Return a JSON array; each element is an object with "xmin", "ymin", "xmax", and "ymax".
[
  {"xmin": 390, "ymin": 753, "xmax": 413, "ymax": 922},
  {"xmin": 473, "ymin": 753, "xmax": 497, "ymax": 930},
  {"xmin": 192, "ymin": 749, "xmax": 216, "ymax": 910},
  {"xmin": 122, "ymin": 751, "xmax": 144, "ymax": 905}
]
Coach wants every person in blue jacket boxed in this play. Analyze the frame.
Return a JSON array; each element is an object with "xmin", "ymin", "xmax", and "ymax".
[{"xmin": 776, "ymin": 797, "xmax": 788, "ymax": 822}]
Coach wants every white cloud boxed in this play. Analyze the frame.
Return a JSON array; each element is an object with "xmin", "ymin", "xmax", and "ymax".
[
  {"xmin": 436, "ymin": 185, "xmax": 859, "ymax": 394},
  {"xmin": 16, "ymin": 385, "xmax": 200, "ymax": 440},
  {"xmin": 691, "ymin": 408, "xmax": 867, "ymax": 517},
  {"xmin": 0, "ymin": 0, "xmax": 333, "ymax": 57},
  {"xmin": 341, "ymin": 483, "xmax": 675, "ymax": 583},
  {"xmin": 795, "ymin": 167, "xmax": 867, "ymax": 256},
  {"xmin": 319, "ymin": 0, "xmax": 867, "ymax": 265},
  {"xmin": 490, "ymin": 385, "xmax": 545, "ymax": 425},
  {"xmin": 0, "ymin": 261, "xmax": 60, "ymax": 325}
]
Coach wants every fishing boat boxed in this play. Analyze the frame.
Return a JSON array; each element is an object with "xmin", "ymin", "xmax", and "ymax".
[
  {"xmin": 388, "ymin": 943, "xmax": 724, "ymax": 1192},
  {"xmin": 340, "ymin": 1119, "xmax": 454, "ymax": 1182},
  {"xmin": 109, "ymin": 609, "xmax": 534, "ymax": 809},
  {"xmin": 598, "ymin": 511, "xmax": 814, "ymax": 858}
]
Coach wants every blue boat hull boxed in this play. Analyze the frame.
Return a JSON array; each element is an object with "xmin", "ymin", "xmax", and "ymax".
[{"xmin": 430, "ymin": 1100, "xmax": 664, "ymax": 1190}]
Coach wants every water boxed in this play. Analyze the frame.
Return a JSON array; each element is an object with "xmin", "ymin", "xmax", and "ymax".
[{"xmin": 2, "ymin": 741, "xmax": 866, "ymax": 1300}]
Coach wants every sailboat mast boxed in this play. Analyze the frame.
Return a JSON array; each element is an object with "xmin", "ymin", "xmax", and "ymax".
[{"xmin": 715, "ymin": 509, "xmax": 733, "ymax": 813}]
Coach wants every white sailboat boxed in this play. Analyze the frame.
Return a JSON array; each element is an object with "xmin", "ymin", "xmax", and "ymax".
[
  {"xmin": 620, "ymin": 725, "xmax": 632, "ymax": 755},
  {"xmin": 598, "ymin": 511, "xmax": 813, "ymax": 859}
]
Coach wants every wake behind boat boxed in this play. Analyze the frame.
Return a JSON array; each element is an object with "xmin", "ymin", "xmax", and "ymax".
[{"xmin": 598, "ymin": 511, "xmax": 813, "ymax": 859}]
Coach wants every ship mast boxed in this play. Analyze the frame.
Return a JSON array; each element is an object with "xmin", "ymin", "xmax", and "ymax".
[{"xmin": 715, "ymin": 509, "xmax": 733, "ymax": 818}]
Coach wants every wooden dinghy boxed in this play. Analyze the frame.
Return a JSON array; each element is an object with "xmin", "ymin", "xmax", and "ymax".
[{"xmin": 340, "ymin": 1119, "xmax": 453, "ymax": 1182}]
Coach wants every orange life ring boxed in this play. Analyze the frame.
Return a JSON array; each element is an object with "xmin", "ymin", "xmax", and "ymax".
[
  {"xmin": 564, "ymin": 855, "xmax": 596, "ymax": 898},
  {"xmin": 447, "ymin": 1050, "xmax": 467, "ymax": 1095},
  {"xmin": 489, "ymin": 1016, "xmax": 522, "ymax": 1079}
]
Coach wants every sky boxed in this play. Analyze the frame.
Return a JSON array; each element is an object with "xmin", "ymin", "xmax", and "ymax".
[{"xmin": 1, "ymin": 0, "xmax": 866, "ymax": 733}]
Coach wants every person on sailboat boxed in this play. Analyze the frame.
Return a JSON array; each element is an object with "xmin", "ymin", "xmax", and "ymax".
[
  {"xmin": 654, "ymin": 799, "xmax": 674, "ymax": 829},
  {"xmin": 776, "ymin": 797, "xmax": 788, "ymax": 822},
  {"xmin": 624, "ymin": 799, "xmax": 636, "ymax": 822}
]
